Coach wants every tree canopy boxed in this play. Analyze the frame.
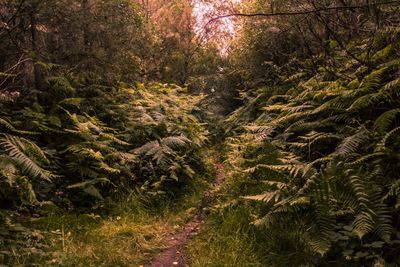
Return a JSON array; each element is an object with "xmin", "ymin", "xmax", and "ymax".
[{"xmin": 1, "ymin": 0, "xmax": 400, "ymax": 266}]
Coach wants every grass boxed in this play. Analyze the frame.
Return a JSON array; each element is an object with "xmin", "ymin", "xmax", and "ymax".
[
  {"xmin": 185, "ymin": 164, "xmax": 271, "ymax": 267},
  {"xmin": 3, "ymin": 147, "xmax": 220, "ymax": 266},
  {"xmin": 185, "ymin": 146, "xmax": 318, "ymax": 267},
  {"xmin": 4, "ymin": 174, "xmax": 212, "ymax": 267},
  {"xmin": 186, "ymin": 205, "xmax": 264, "ymax": 267},
  {"xmin": 5, "ymin": 147, "xmax": 267, "ymax": 267},
  {"xmin": 187, "ymin": 201, "xmax": 317, "ymax": 267}
]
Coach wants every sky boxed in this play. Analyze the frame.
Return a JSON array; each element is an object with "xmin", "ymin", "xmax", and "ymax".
[{"xmin": 192, "ymin": 0, "xmax": 239, "ymax": 54}]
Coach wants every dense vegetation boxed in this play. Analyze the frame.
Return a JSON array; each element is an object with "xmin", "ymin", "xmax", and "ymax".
[
  {"xmin": 225, "ymin": 40, "xmax": 400, "ymax": 266},
  {"xmin": 188, "ymin": 1, "xmax": 400, "ymax": 266},
  {"xmin": 0, "ymin": 1, "xmax": 212, "ymax": 264},
  {"xmin": 1, "ymin": 0, "xmax": 400, "ymax": 266}
]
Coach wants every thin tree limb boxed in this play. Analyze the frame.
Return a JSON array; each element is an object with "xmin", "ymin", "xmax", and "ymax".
[{"xmin": 206, "ymin": 1, "xmax": 400, "ymax": 27}]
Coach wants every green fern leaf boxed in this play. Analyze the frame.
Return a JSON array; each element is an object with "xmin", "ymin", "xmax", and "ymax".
[
  {"xmin": 336, "ymin": 130, "xmax": 370, "ymax": 156},
  {"xmin": 352, "ymin": 211, "xmax": 375, "ymax": 238},
  {"xmin": 358, "ymin": 67, "xmax": 387, "ymax": 92},
  {"xmin": 242, "ymin": 191, "xmax": 281, "ymax": 203},
  {"xmin": 379, "ymin": 126, "xmax": 400, "ymax": 148},
  {"xmin": 346, "ymin": 152, "xmax": 386, "ymax": 166},
  {"xmin": 374, "ymin": 109, "xmax": 400, "ymax": 134},
  {"xmin": 0, "ymin": 135, "xmax": 52, "ymax": 181}
]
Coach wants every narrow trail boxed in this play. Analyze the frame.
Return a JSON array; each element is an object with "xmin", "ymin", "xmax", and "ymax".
[{"xmin": 147, "ymin": 161, "xmax": 226, "ymax": 267}]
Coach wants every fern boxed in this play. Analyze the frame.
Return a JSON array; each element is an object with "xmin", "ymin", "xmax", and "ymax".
[
  {"xmin": 0, "ymin": 157, "xmax": 17, "ymax": 186},
  {"xmin": 308, "ymin": 204, "xmax": 335, "ymax": 255},
  {"xmin": 374, "ymin": 108, "xmax": 400, "ymax": 134},
  {"xmin": 347, "ymin": 91, "xmax": 389, "ymax": 112},
  {"xmin": 0, "ymin": 118, "xmax": 39, "ymax": 135},
  {"xmin": 357, "ymin": 67, "xmax": 387, "ymax": 93},
  {"xmin": 0, "ymin": 135, "xmax": 52, "ymax": 181},
  {"xmin": 336, "ymin": 130, "xmax": 370, "ymax": 156},
  {"xmin": 67, "ymin": 177, "xmax": 110, "ymax": 189},
  {"xmin": 0, "ymin": 118, "xmax": 17, "ymax": 132},
  {"xmin": 223, "ymin": 22, "xmax": 400, "ymax": 266},
  {"xmin": 309, "ymin": 133, "xmax": 343, "ymax": 146},
  {"xmin": 381, "ymin": 78, "xmax": 400, "ymax": 95},
  {"xmin": 244, "ymin": 163, "xmax": 307, "ymax": 178},
  {"xmin": 383, "ymin": 179, "xmax": 400, "ymax": 203},
  {"xmin": 161, "ymin": 135, "xmax": 192, "ymax": 149},
  {"xmin": 242, "ymin": 191, "xmax": 282, "ymax": 203},
  {"xmin": 347, "ymin": 152, "xmax": 386, "ymax": 166},
  {"xmin": 352, "ymin": 211, "xmax": 375, "ymax": 239},
  {"xmin": 379, "ymin": 126, "xmax": 400, "ymax": 148}
]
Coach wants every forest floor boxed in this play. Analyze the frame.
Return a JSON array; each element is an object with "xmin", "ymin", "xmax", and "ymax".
[
  {"xmin": 9, "ymin": 149, "xmax": 227, "ymax": 267},
  {"xmin": 147, "ymin": 162, "xmax": 226, "ymax": 267},
  {"xmin": 7, "ymin": 146, "xmax": 271, "ymax": 267}
]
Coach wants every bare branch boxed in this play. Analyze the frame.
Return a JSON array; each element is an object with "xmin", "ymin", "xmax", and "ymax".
[{"xmin": 205, "ymin": 1, "xmax": 400, "ymax": 27}]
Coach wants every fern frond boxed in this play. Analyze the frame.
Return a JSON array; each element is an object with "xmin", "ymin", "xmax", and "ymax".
[
  {"xmin": 0, "ymin": 118, "xmax": 17, "ymax": 132},
  {"xmin": 58, "ymin": 98, "xmax": 84, "ymax": 108},
  {"xmin": 310, "ymin": 133, "xmax": 343, "ymax": 146},
  {"xmin": 347, "ymin": 92, "xmax": 389, "ymax": 112},
  {"xmin": 358, "ymin": 67, "xmax": 387, "ymax": 92},
  {"xmin": 263, "ymin": 104, "xmax": 287, "ymax": 112},
  {"xmin": 352, "ymin": 211, "xmax": 375, "ymax": 239},
  {"xmin": 98, "ymin": 162, "xmax": 120, "ymax": 174},
  {"xmin": 311, "ymin": 97, "xmax": 344, "ymax": 115},
  {"xmin": 372, "ymin": 202, "xmax": 392, "ymax": 241},
  {"xmin": 374, "ymin": 109, "xmax": 400, "ymax": 134},
  {"xmin": 346, "ymin": 152, "xmax": 385, "ymax": 166},
  {"xmin": 308, "ymin": 205, "xmax": 335, "ymax": 255},
  {"xmin": 381, "ymin": 78, "xmax": 400, "ymax": 95},
  {"xmin": 379, "ymin": 126, "xmax": 400, "ymax": 148},
  {"xmin": 245, "ymin": 124, "xmax": 273, "ymax": 135},
  {"xmin": 162, "ymin": 135, "xmax": 191, "ymax": 149},
  {"xmin": 349, "ymin": 175, "xmax": 375, "ymax": 238},
  {"xmin": 0, "ymin": 135, "xmax": 52, "ymax": 181},
  {"xmin": 336, "ymin": 130, "xmax": 370, "ymax": 156},
  {"xmin": 83, "ymin": 185, "xmax": 104, "ymax": 199},
  {"xmin": 67, "ymin": 177, "xmax": 110, "ymax": 189},
  {"xmin": 383, "ymin": 179, "xmax": 400, "ymax": 201},
  {"xmin": 271, "ymin": 111, "xmax": 311, "ymax": 129},
  {"xmin": 372, "ymin": 44, "xmax": 393, "ymax": 62},
  {"xmin": 242, "ymin": 191, "xmax": 281, "ymax": 203},
  {"xmin": 0, "ymin": 118, "xmax": 39, "ymax": 135},
  {"xmin": 20, "ymin": 137, "xmax": 50, "ymax": 164},
  {"xmin": 65, "ymin": 146, "xmax": 104, "ymax": 161},
  {"xmin": 307, "ymin": 156, "xmax": 335, "ymax": 169},
  {"xmin": 244, "ymin": 163, "xmax": 306, "ymax": 178},
  {"xmin": 0, "ymin": 157, "xmax": 17, "ymax": 186},
  {"xmin": 267, "ymin": 95, "xmax": 291, "ymax": 104},
  {"xmin": 286, "ymin": 120, "xmax": 337, "ymax": 134},
  {"xmin": 99, "ymin": 133, "xmax": 130, "ymax": 146}
]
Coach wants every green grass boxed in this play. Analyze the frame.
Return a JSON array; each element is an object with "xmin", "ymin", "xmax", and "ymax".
[
  {"xmin": 4, "ymin": 175, "xmax": 211, "ymax": 267},
  {"xmin": 186, "ymin": 155, "xmax": 316, "ymax": 267},
  {"xmin": 185, "ymin": 165, "xmax": 270, "ymax": 267},
  {"xmin": 187, "ymin": 205, "xmax": 264, "ymax": 267},
  {"xmin": 3, "ymin": 147, "xmax": 221, "ymax": 266}
]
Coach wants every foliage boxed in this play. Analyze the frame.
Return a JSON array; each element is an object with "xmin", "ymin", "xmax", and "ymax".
[
  {"xmin": 225, "ymin": 27, "xmax": 400, "ymax": 266},
  {"xmin": 2, "ymin": 0, "xmax": 400, "ymax": 266},
  {"xmin": 0, "ymin": 79, "xmax": 207, "ymax": 263}
]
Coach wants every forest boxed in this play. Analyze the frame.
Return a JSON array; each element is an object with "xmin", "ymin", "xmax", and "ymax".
[{"xmin": 0, "ymin": 0, "xmax": 400, "ymax": 266}]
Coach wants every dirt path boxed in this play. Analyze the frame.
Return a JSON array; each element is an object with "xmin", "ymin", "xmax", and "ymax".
[{"xmin": 146, "ymin": 162, "xmax": 225, "ymax": 267}]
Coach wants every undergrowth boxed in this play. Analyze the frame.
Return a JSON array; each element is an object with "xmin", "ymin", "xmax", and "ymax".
[
  {"xmin": 186, "ymin": 148, "xmax": 273, "ymax": 267},
  {"xmin": 6, "ymin": 172, "xmax": 212, "ymax": 266}
]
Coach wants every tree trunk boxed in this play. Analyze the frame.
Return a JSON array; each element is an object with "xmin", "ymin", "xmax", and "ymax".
[{"xmin": 30, "ymin": 10, "xmax": 45, "ymax": 91}]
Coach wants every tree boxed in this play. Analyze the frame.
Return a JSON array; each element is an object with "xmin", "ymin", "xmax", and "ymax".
[{"xmin": 0, "ymin": 0, "xmax": 152, "ymax": 93}]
